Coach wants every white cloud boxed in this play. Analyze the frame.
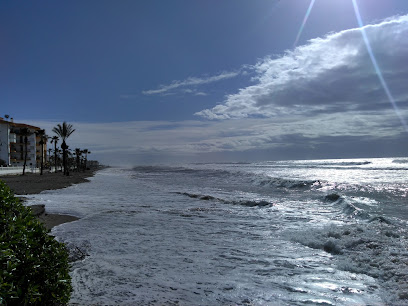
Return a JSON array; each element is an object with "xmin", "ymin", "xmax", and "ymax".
[
  {"xmin": 196, "ymin": 15, "xmax": 408, "ymax": 120},
  {"xmin": 119, "ymin": 94, "xmax": 138, "ymax": 100},
  {"xmin": 24, "ymin": 106, "xmax": 407, "ymax": 165},
  {"xmin": 20, "ymin": 16, "xmax": 408, "ymax": 164},
  {"xmin": 142, "ymin": 70, "xmax": 241, "ymax": 96}
]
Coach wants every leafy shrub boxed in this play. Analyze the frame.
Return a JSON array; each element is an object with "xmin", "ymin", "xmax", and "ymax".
[{"xmin": 0, "ymin": 181, "xmax": 72, "ymax": 305}]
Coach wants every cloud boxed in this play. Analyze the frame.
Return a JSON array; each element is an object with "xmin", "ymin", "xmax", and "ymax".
[
  {"xmin": 24, "ymin": 107, "xmax": 407, "ymax": 165},
  {"xmin": 196, "ymin": 15, "xmax": 408, "ymax": 120},
  {"xmin": 119, "ymin": 94, "xmax": 138, "ymax": 100},
  {"xmin": 20, "ymin": 16, "xmax": 408, "ymax": 164},
  {"xmin": 142, "ymin": 70, "xmax": 241, "ymax": 96}
]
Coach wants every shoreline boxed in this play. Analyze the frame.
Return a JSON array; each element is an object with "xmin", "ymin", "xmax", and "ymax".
[
  {"xmin": 0, "ymin": 167, "xmax": 103, "ymax": 229},
  {"xmin": 0, "ymin": 169, "xmax": 100, "ymax": 195}
]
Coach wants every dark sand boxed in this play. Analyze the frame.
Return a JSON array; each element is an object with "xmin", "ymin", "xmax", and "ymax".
[
  {"xmin": 0, "ymin": 169, "xmax": 101, "ymax": 229},
  {"xmin": 27, "ymin": 204, "xmax": 81, "ymax": 230},
  {"xmin": 0, "ymin": 170, "xmax": 97, "ymax": 195}
]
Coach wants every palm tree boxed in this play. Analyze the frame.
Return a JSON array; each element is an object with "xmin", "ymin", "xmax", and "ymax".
[
  {"xmin": 35, "ymin": 129, "xmax": 47, "ymax": 175},
  {"xmin": 75, "ymin": 148, "xmax": 81, "ymax": 171},
  {"xmin": 52, "ymin": 122, "xmax": 75, "ymax": 176},
  {"xmin": 48, "ymin": 148, "xmax": 52, "ymax": 165},
  {"xmin": 83, "ymin": 149, "xmax": 90, "ymax": 170},
  {"xmin": 50, "ymin": 136, "xmax": 59, "ymax": 173},
  {"xmin": 20, "ymin": 127, "xmax": 32, "ymax": 175},
  {"xmin": 66, "ymin": 148, "xmax": 74, "ymax": 172},
  {"xmin": 58, "ymin": 149, "xmax": 63, "ymax": 171}
]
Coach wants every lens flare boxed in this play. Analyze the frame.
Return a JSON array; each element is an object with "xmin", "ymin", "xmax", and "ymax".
[
  {"xmin": 352, "ymin": 0, "xmax": 408, "ymax": 133},
  {"xmin": 293, "ymin": 0, "xmax": 316, "ymax": 48}
]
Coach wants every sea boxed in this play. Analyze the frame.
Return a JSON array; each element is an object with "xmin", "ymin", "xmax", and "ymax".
[{"xmin": 26, "ymin": 157, "xmax": 408, "ymax": 305}]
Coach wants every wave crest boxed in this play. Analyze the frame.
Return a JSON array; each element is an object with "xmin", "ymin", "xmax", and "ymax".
[
  {"xmin": 290, "ymin": 221, "xmax": 408, "ymax": 304},
  {"xmin": 175, "ymin": 192, "xmax": 272, "ymax": 208},
  {"xmin": 251, "ymin": 176, "xmax": 319, "ymax": 189}
]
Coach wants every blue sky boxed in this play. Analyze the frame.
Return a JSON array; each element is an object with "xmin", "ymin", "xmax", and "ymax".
[{"xmin": 1, "ymin": 0, "xmax": 408, "ymax": 164}]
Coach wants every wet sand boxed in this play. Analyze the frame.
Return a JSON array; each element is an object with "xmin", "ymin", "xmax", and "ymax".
[
  {"xmin": 0, "ymin": 170, "xmax": 97, "ymax": 195},
  {"xmin": 0, "ymin": 169, "xmax": 101, "ymax": 229},
  {"xmin": 27, "ymin": 204, "xmax": 81, "ymax": 230}
]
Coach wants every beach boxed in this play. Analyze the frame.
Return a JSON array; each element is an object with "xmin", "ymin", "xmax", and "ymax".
[{"xmin": 0, "ymin": 169, "xmax": 100, "ymax": 229}]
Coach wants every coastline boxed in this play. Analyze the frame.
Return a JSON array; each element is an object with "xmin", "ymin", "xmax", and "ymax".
[{"xmin": 0, "ymin": 168, "xmax": 102, "ymax": 229}]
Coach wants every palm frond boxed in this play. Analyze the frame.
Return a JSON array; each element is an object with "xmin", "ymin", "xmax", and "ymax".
[{"xmin": 52, "ymin": 122, "xmax": 75, "ymax": 140}]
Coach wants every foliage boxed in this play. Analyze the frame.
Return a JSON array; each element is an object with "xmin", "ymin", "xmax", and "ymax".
[
  {"xmin": 52, "ymin": 122, "xmax": 75, "ymax": 142},
  {"xmin": 52, "ymin": 122, "xmax": 75, "ymax": 176},
  {"xmin": 0, "ymin": 181, "xmax": 72, "ymax": 305}
]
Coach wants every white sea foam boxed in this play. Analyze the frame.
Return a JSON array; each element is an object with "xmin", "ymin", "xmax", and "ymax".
[
  {"xmin": 290, "ymin": 219, "xmax": 408, "ymax": 304},
  {"xmin": 25, "ymin": 158, "xmax": 408, "ymax": 305}
]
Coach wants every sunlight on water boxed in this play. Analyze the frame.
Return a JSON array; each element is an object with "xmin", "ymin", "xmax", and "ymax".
[{"xmin": 24, "ymin": 158, "xmax": 408, "ymax": 304}]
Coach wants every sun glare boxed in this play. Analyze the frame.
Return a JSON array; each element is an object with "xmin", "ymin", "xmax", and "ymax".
[
  {"xmin": 293, "ymin": 0, "xmax": 316, "ymax": 48},
  {"xmin": 351, "ymin": 0, "xmax": 408, "ymax": 133},
  {"xmin": 294, "ymin": 0, "xmax": 408, "ymax": 133}
]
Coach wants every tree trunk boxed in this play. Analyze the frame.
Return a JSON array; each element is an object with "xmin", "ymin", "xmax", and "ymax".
[
  {"xmin": 40, "ymin": 141, "xmax": 44, "ymax": 175},
  {"xmin": 23, "ymin": 137, "xmax": 28, "ymax": 175},
  {"xmin": 54, "ymin": 142, "xmax": 58, "ymax": 173},
  {"xmin": 61, "ymin": 141, "xmax": 68, "ymax": 176}
]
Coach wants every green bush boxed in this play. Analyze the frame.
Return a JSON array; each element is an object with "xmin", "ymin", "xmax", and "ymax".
[{"xmin": 0, "ymin": 181, "xmax": 72, "ymax": 305}]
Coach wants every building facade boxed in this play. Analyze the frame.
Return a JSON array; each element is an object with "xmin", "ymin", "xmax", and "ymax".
[{"xmin": 0, "ymin": 117, "xmax": 46, "ymax": 167}]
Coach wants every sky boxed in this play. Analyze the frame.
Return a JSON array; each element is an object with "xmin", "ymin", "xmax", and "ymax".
[{"xmin": 1, "ymin": 0, "xmax": 408, "ymax": 165}]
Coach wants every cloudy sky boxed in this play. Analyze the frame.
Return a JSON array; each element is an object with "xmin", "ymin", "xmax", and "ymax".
[{"xmin": 1, "ymin": 0, "xmax": 407, "ymax": 165}]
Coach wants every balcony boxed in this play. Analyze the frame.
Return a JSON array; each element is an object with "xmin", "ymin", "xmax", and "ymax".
[
  {"xmin": 11, "ymin": 159, "xmax": 24, "ymax": 162},
  {"xmin": 11, "ymin": 154, "xmax": 24, "ymax": 159},
  {"xmin": 14, "ymin": 141, "xmax": 31, "ymax": 145},
  {"xmin": 9, "ymin": 133, "xmax": 16, "ymax": 143}
]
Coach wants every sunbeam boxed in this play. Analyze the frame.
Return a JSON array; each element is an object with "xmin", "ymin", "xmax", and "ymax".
[
  {"xmin": 352, "ymin": 0, "xmax": 408, "ymax": 133},
  {"xmin": 293, "ymin": 0, "xmax": 316, "ymax": 48}
]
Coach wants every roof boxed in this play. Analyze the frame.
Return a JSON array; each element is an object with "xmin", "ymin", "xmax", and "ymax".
[
  {"xmin": 0, "ymin": 118, "xmax": 41, "ymax": 130},
  {"xmin": 10, "ymin": 122, "xmax": 41, "ymax": 130}
]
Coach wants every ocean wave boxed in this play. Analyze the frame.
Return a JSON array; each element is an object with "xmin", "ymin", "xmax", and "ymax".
[
  {"xmin": 368, "ymin": 216, "xmax": 393, "ymax": 225},
  {"xmin": 324, "ymin": 193, "xmax": 341, "ymax": 202},
  {"xmin": 290, "ymin": 221, "xmax": 408, "ymax": 304},
  {"xmin": 279, "ymin": 161, "xmax": 372, "ymax": 168},
  {"xmin": 341, "ymin": 202, "xmax": 370, "ymax": 219},
  {"xmin": 321, "ymin": 161, "xmax": 372, "ymax": 166},
  {"xmin": 132, "ymin": 165, "xmax": 237, "ymax": 179},
  {"xmin": 251, "ymin": 176, "xmax": 319, "ymax": 189},
  {"xmin": 132, "ymin": 165, "xmax": 196, "ymax": 174},
  {"xmin": 322, "ymin": 194, "xmax": 371, "ymax": 219},
  {"xmin": 175, "ymin": 192, "xmax": 272, "ymax": 208},
  {"xmin": 192, "ymin": 161, "xmax": 252, "ymax": 165},
  {"xmin": 392, "ymin": 159, "xmax": 408, "ymax": 164},
  {"xmin": 176, "ymin": 192, "xmax": 219, "ymax": 201}
]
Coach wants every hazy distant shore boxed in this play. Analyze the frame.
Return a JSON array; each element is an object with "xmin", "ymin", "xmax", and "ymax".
[{"xmin": 0, "ymin": 168, "xmax": 103, "ymax": 229}]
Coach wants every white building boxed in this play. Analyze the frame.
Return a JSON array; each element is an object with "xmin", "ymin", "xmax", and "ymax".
[
  {"xmin": 0, "ymin": 118, "xmax": 13, "ymax": 166},
  {"xmin": 0, "ymin": 117, "xmax": 46, "ymax": 167}
]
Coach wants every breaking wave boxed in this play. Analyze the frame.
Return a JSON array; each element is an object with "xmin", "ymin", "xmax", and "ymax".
[
  {"xmin": 132, "ymin": 165, "xmax": 233, "ymax": 177},
  {"xmin": 319, "ymin": 161, "xmax": 372, "ymax": 166},
  {"xmin": 323, "ymin": 193, "xmax": 371, "ymax": 220},
  {"xmin": 393, "ymin": 159, "xmax": 408, "ymax": 164},
  {"xmin": 175, "ymin": 192, "xmax": 272, "ymax": 207},
  {"xmin": 251, "ymin": 176, "xmax": 319, "ymax": 189},
  {"xmin": 290, "ymin": 220, "xmax": 408, "ymax": 304}
]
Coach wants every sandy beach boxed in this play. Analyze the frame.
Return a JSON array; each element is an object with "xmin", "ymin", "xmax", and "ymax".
[{"xmin": 0, "ymin": 169, "xmax": 101, "ymax": 229}]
